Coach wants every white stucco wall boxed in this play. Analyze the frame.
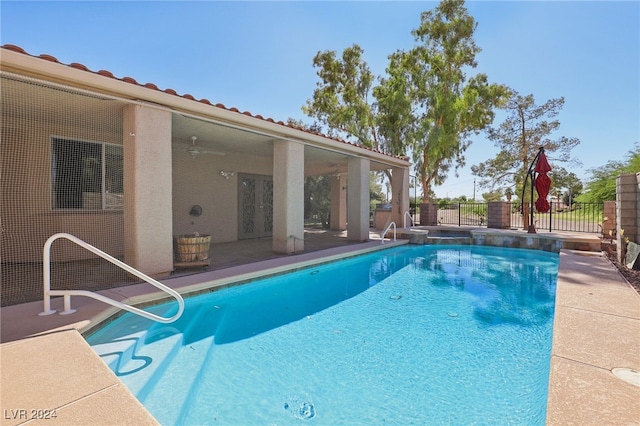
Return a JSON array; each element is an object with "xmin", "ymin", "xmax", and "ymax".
[
  {"xmin": 123, "ymin": 105, "xmax": 173, "ymax": 275},
  {"xmin": 272, "ymin": 140, "xmax": 305, "ymax": 254},
  {"xmin": 347, "ymin": 157, "xmax": 371, "ymax": 242},
  {"xmin": 172, "ymin": 147, "xmax": 273, "ymax": 243}
]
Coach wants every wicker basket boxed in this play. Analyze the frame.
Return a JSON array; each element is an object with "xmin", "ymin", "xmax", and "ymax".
[{"xmin": 174, "ymin": 234, "xmax": 211, "ymax": 262}]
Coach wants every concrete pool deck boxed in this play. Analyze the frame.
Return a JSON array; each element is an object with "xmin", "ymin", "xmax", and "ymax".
[{"xmin": 1, "ymin": 230, "xmax": 639, "ymax": 425}]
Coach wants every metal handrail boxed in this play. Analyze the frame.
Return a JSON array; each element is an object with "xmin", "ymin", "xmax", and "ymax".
[
  {"xmin": 381, "ymin": 222, "xmax": 397, "ymax": 244},
  {"xmin": 39, "ymin": 233, "xmax": 184, "ymax": 323},
  {"xmin": 403, "ymin": 211, "xmax": 414, "ymax": 228}
]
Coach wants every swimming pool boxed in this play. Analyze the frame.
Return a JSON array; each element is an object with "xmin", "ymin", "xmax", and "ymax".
[{"xmin": 87, "ymin": 245, "xmax": 559, "ymax": 425}]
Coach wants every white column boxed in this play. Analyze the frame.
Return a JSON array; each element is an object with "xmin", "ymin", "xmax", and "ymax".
[
  {"xmin": 273, "ymin": 140, "xmax": 305, "ymax": 254},
  {"xmin": 330, "ymin": 173, "xmax": 347, "ymax": 230},
  {"xmin": 347, "ymin": 157, "xmax": 370, "ymax": 242},
  {"xmin": 123, "ymin": 105, "xmax": 173, "ymax": 276},
  {"xmin": 391, "ymin": 166, "xmax": 410, "ymax": 227}
]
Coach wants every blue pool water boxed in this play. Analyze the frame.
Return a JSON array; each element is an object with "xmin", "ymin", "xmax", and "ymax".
[{"xmin": 87, "ymin": 245, "xmax": 559, "ymax": 425}]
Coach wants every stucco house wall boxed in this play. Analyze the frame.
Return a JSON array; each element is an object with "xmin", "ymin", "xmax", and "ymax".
[
  {"xmin": 172, "ymin": 146, "xmax": 272, "ymax": 243},
  {"xmin": 1, "ymin": 80, "xmax": 125, "ymax": 263},
  {"xmin": 1, "ymin": 44, "xmax": 410, "ymax": 282}
]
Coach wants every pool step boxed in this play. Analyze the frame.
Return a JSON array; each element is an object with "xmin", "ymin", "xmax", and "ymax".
[
  {"xmin": 91, "ymin": 330, "xmax": 147, "ymax": 373},
  {"xmin": 134, "ymin": 304, "xmax": 224, "ymax": 423},
  {"xmin": 121, "ymin": 330, "xmax": 184, "ymax": 399},
  {"xmin": 426, "ymin": 236, "xmax": 472, "ymax": 245},
  {"xmin": 132, "ymin": 305, "xmax": 210, "ymax": 402},
  {"xmin": 395, "ymin": 228, "xmax": 473, "ymax": 245},
  {"xmin": 142, "ymin": 335, "xmax": 216, "ymax": 425}
]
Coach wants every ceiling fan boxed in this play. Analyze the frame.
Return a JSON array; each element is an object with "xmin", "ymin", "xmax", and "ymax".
[{"xmin": 181, "ymin": 136, "xmax": 225, "ymax": 158}]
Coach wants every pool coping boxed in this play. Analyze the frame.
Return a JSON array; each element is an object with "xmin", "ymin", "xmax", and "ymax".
[{"xmin": 1, "ymin": 237, "xmax": 639, "ymax": 424}]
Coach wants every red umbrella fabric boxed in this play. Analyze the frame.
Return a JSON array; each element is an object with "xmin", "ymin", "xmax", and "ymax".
[{"xmin": 534, "ymin": 150, "xmax": 552, "ymax": 213}]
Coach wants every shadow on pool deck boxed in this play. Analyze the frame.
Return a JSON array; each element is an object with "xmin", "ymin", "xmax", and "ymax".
[
  {"xmin": 1, "ymin": 228, "xmax": 374, "ymax": 307},
  {"xmin": 1, "ymin": 228, "xmax": 638, "ymax": 425}
]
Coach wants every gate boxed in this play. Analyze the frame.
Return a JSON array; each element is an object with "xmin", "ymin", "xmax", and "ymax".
[{"xmin": 437, "ymin": 203, "xmax": 487, "ymax": 227}]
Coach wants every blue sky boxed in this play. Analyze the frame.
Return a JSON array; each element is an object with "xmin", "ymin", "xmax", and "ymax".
[{"xmin": 2, "ymin": 1, "xmax": 638, "ymax": 199}]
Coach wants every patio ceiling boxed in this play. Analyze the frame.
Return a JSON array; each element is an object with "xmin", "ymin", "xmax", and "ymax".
[{"xmin": 171, "ymin": 114, "xmax": 392, "ymax": 176}]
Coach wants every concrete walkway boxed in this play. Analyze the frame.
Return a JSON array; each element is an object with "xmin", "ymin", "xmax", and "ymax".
[
  {"xmin": 1, "ymin": 330, "xmax": 158, "ymax": 425},
  {"xmin": 546, "ymin": 250, "xmax": 640, "ymax": 425},
  {"xmin": 1, "ymin": 231, "xmax": 638, "ymax": 425}
]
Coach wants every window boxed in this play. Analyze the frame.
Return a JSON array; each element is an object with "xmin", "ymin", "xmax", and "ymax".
[{"xmin": 51, "ymin": 138, "xmax": 123, "ymax": 210}]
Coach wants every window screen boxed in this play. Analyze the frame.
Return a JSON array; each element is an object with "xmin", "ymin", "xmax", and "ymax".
[{"xmin": 51, "ymin": 138, "xmax": 123, "ymax": 210}]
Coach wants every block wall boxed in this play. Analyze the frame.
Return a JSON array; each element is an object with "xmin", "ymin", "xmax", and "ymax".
[
  {"xmin": 420, "ymin": 203, "xmax": 438, "ymax": 226},
  {"xmin": 602, "ymin": 201, "xmax": 616, "ymax": 238},
  {"xmin": 487, "ymin": 202, "xmax": 511, "ymax": 229},
  {"xmin": 616, "ymin": 173, "xmax": 640, "ymax": 262}
]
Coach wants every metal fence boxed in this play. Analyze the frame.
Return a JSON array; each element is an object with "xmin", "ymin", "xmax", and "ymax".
[
  {"xmin": 416, "ymin": 202, "xmax": 604, "ymax": 234},
  {"xmin": 529, "ymin": 202, "xmax": 604, "ymax": 233},
  {"xmin": 437, "ymin": 203, "xmax": 488, "ymax": 227}
]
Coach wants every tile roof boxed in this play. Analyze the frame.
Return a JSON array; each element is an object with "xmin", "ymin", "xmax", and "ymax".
[{"xmin": 1, "ymin": 44, "xmax": 407, "ymax": 161}]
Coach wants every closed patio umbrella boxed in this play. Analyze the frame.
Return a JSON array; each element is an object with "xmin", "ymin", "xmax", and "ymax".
[{"xmin": 534, "ymin": 150, "xmax": 552, "ymax": 213}]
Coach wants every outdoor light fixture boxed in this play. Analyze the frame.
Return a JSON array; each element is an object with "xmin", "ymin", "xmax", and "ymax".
[{"xmin": 220, "ymin": 170, "xmax": 235, "ymax": 179}]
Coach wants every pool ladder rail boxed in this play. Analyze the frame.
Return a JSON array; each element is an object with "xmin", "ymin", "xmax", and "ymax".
[
  {"xmin": 403, "ymin": 210, "xmax": 415, "ymax": 229},
  {"xmin": 381, "ymin": 222, "xmax": 397, "ymax": 244},
  {"xmin": 382, "ymin": 211, "xmax": 414, "ymax": 244},
  {"xmin": 39, "ymin": 233, "xmax": 184, "ymax": 323}
]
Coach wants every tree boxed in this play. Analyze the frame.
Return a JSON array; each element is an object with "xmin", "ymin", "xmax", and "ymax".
[
  {"xmin": 504, "ymin": 187, "xmax": 514, "ymax": 202},
  {"xmin": 370, "ymin": 173, "xmax": 385, "ymax": 209},
  {"xmin": 548, "ymin": 166, "xmax": 582, "ymax": 205},
  {"xmin": 577, "ymin": 144, "xmax": 640, "ymax": 203},
  {"xmin": 303, "ymin": 0, "xmax": 509, "ymax": 199},
  {"xmin": 390, "ymin": 0, "xmax": 509, "ymax": 199},
  {"xmin": 304, "ymin": 175, "xmax": 332, "ymax": 228},
  {"xmin": 302, "ymin": 46, "xmax": 383, "ymax": 150},
  {"xmin": 482, "ymin": 191, "xmax": 502, "ymax": 202},
  {"xmin": 471, "ymin": 92, "xmax": 580, "ymax": 201}
]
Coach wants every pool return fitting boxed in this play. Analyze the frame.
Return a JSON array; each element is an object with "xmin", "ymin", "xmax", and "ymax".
[{"xmin": 39, "ymin": 233, "xmax": 184, "ymax": 323}]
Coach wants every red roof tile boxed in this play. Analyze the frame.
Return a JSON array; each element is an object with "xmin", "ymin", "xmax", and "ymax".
[
  {"xmin": 3, "ymin": 44, "xmax": 26, "ymax": 54},
  {"xmin": 38, "ymin": 53, "xmax": 59, "ymax": 62},
  {"xmin": 69, "ymin": 62, "xmax": 89, "ymax": 71},
  {"xmin": 1, "ymin": 44, "xmax": 406, "ymax": 161},
  {"xmin": 97, "ymin": 70, "xmax": 115, "ymax": 78}
]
